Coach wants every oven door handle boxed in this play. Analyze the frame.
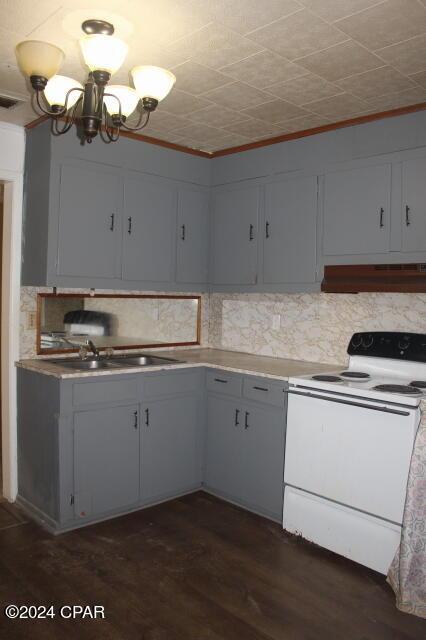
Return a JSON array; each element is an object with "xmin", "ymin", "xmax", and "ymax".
[{"xmin": 288, "ymin": 389, "xmax": 411, "ymax": 416}]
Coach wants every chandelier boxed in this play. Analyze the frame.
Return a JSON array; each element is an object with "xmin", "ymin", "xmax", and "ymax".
[{"xmin": 15, "ymin": 19, "xmax": 176, "ymax": 143}]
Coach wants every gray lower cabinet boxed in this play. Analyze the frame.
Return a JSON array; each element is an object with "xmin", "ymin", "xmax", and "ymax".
[
  {"xmin": 17, "ymin": 366, "xmax": 285, "ymax": 531},
  {"xmin": 263, "ymin": 176, "xmax": 318, "ymax": 284},
  {"xmin": 205, "ymin": 371, "xmax": 286, "ymax": 521},
  {"xmin": 141, "ymin": 395, "xmax": 200, "ymax": 503},
  {"xmin": 211, "ymin": 185, "xmax": 260, "ymax": 285},
  {"xmin": 73, "ymin": 404, "xmax": 140, "ymax": 519},
  {"xmin": 323, "ymin": 163, "xmax": 391, "ymax": 256}
]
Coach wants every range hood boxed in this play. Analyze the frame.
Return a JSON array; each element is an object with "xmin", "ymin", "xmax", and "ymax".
[{"xmin": 321, "ymin": 264, "xmax": 426, "ymax": 293}]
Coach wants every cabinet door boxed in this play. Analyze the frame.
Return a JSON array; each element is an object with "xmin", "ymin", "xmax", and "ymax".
[
  {"xmin": 141, "ymin": 395, "xmax": 199, "ymax": 502},
  {"xmin": 205, "ymin": 395, "xmax": 243, "ymax": 499},
  {"xmin": 323, "ymin": 164, "xmax": 391, "ymax": 256},
  {"xmin": 264, "ymin": 176, "xmax": 317, "ymax": 284},
  {"xmin": 176, "ymin": 188, "xmax": 209, "ymax": 284},
  {"xmin": 240, "ymin": 404, "xmax": 285, "ymax": 519},
  {"xmin": 73, "ymin": 404, "xmax": 140, "ymax": 519},
  {"xmin": 402, "ymin": 157, "xmax": 426, "ymax": 252},
  {"xmin": 211, "ymin": 186, "xmax": 259, "ymax": 285},
  {"xmin": 122, "ymin": 176, "xmax": 176, "ymax": 283},
  {"xmin": 57, "ymin": 163, "xmax": 122, "ymax": 278}
]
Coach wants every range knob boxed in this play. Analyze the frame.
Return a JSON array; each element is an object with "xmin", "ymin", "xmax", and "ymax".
[
  {"xmin": 398, "ymin": 336, "xmax": 410, "ymax": 351},
  {"xmin": 351, "ymin": 334, "xmax": 362, "ymax": 348},
  {"xmin": 362, "ymin": 334, "xmax": 374, "ymax": 349}
]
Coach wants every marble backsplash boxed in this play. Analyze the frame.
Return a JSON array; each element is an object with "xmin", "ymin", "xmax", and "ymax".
[
  {"xmin": 21, "ymin": 287, "xmax": 426, "ymax": 366},
  {"xmin": 20, "ymin": 287, "xmax": 209, "ymax": 359},
  {"xmin": 209, "ymin": 292, "xmax": 426, "ymax": 365}
]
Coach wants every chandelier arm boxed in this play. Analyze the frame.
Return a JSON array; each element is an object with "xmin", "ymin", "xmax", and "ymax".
[
  {"xmin": 99, "ymin": 105, "xmax": 120, "ymax": 143},
  {"xmin": 35, "ymin": 86, "xmax": 84, "ymax": 118},
  {"xmin": 119, "ymin": 109, "xmax": 151, "ymax": 132},
  {"xmin": 51, "ymin": 96, "xmax": 83, "ymax": 135}
]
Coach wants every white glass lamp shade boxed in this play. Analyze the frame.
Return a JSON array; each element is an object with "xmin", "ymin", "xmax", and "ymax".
[
  {"xmin": 131, "ymin": 66, "xmax": 176, "ymax": 102},
  {"xmin": 104, "ymin": 85, "xmax": 139, "ymax": 117},
  {"xmin": 15, "ymin": 40, "xmax": 64, "ymax": 79},
  {"xmin": 79, "ymin": 34, "xmax": 128, "ymax": 75},
  {"xmin": 44, "ymin": 75, "xmax": 83, "ymax": 109}
]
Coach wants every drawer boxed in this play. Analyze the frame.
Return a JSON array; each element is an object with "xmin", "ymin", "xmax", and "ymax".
[
  {"xmin": 243, "ymin": 376, "xmax": 286, "ymax": 407},
  {"xmin": 206, "ymin": 370, "xmax": 242, "ymax": 397},
  {"xmin": 143, "ymin": 369, "xmax": 201, "ymax": 399},
  {"xmin": 72, "ymin": 376, "xmax": 139, "ymax": 408}
]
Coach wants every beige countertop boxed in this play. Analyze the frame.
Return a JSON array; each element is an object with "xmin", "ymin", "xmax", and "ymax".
[{"xmin": 16, "ymin": 348, "xmax": 343, "ymax": 381}]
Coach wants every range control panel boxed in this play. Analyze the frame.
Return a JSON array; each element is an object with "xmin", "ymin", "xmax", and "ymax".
[{"xmin": 347, "ymin": 332, "xmax": 426, "ymax": 362}]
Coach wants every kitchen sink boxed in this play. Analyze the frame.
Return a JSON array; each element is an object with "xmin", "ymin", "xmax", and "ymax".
[{"xmin": 51, "ymin": 354, "xmax": 184, "ymax": 370}]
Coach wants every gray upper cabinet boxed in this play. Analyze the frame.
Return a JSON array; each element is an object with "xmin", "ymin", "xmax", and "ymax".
[
  {"xmin": 122, "ymin": 176, "xmax": 176, "ymax": 283},
  {"xmin": 176, "ymin": 188, "xmax": 210, "ymax": 284},
  {"xmin": 323, "ymin": 164, "xmax": 391, "ymax": 256},
  {"xmin": 73, "ymin": 404, "xmax": 140, "ymax": 519},
  {"xmin": 263, "ymin": 176, "xmax": 318, "ymax": 284},
  {"xmin": 401, "ymin": 157, "xmax": 426, "ymax": 253},
  {"xmin": 211, "ymin": 186, "xmax": 259, "ymax": 285},
  {"xmin": 56, "ymin": 163, "xmax": 122, "ymax": 279},
  {"xmin": 140, "ymin": 395, "xmax": 200, "ymax": 503}
]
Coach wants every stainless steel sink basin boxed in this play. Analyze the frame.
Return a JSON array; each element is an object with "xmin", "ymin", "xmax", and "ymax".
[
  {"xmin": 112, "ymin": 355, "xmax": 183, "ymax": 366},
  {"xmin": 55, "ymin": 359, "xmax": 123, "ymax": 371},
  {"xmin": 51, "ymin": 354, "xmax": 183, "ymax": 370}
]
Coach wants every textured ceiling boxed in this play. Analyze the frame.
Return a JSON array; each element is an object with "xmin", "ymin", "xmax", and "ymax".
[{"xmin": 2, "ymin": 0, "xmax": 426, "ymax": 153}]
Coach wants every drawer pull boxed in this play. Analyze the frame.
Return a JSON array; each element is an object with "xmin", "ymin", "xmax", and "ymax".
[
  {"xmin": 133, "ymin": 411, "xmax": 138, "ymax": 429},
  {"xmin": 235, "ymin": 408, "xmax": 240, "ymax": 426},
  {"xmin": 145, "ymin": 408, "xmax": 150, "ymax": 426},
  {"xmin": 253, "ymin": 385, "xmax": 268, "ymax": 392},
  {"xmin": 214, "ymin": 378, "xmax": 228, "ymax": 384}
]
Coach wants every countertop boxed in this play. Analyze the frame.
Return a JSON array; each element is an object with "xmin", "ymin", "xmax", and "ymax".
[{"xmin": 16, "ymin": 348, "xmax": 342, "ymax": 381}]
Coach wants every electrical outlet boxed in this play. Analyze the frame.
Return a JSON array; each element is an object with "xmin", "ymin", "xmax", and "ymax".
[
  {"xmin": 27, "ymin": 311, "xmax": 36, "ymax": 330},
  {"xmin": 272, "ymin": 314, "xmax": 281, "ymax": 330}
]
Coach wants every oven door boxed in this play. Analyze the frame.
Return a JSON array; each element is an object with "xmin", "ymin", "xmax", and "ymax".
[{"xmin": 284, "ymin": 387, "xmax": 419, "ymax": 524}]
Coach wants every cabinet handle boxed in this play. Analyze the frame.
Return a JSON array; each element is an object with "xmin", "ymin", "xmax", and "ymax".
[
  {"xmin": 127, "ymin": 216, "xmax": 132, "ymax": 234},
  {"xmin": 253, "ymin": 385, "xmax": 268, "ymax": 392},
  {"xmin": 379, "ymin": 207, "xmax": 384, "ymax": 228},
  {"xmin": 181, "ymin": 224, "xmax": 185, "ymax": 241},
  {"xmin": 134, "ymin": 410, "xmax": 138, "ymax": 429},
  {"xmin": 265, "ymin": 221, "xmax": 270, "ymax": 238},
  {"xmin": 249, "ymin": 224, "xmax": 254, "ymax": 241},
  {"xmin": 145, "ymin": 408, "xmax": 149, "ymax": 426},
  {"xmin": 110, "ymin": 213, "xmax": 115, "ymax": 231},
  {"xmin": 244, "ymin": 411, "xmax": 250, "ymax": 429},
  {"xmin": 405, "ymin": 205, "xmax": 411, "ymax": 226},
  {"xmin": 235, "ymin": 409, "xmax": 240, "ymax": 426},
  {"xmin": 214, "ymin": 378, "xmax": 227, "ymax": 384}
]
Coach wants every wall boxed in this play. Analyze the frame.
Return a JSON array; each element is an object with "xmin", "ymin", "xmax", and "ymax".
[
  {"xmin": 209, "ymin": 292, "xmax": 426, "ymax": 365},
  {"xmin": 20, "ymin": 287, "xmax": 209, "ymax": 359}
]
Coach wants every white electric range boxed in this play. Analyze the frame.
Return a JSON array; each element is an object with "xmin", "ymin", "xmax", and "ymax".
[{"xmin": 283, "ymin": 331, "xmax": 425, "ymax": 574}]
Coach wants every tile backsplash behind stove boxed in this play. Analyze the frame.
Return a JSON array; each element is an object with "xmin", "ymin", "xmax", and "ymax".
[
  {"xmin": 20, "ymin": 288, "xmax": 426, "ymax": 365},
  {"xmin": 208, "ymin": 293, "xmax": 426, "ymax": 365}
]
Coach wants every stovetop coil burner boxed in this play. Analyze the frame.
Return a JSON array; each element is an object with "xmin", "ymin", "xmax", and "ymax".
[
  {"xmin": 410, "ymin": 380, "xmax": 426, "ymax": 389},
  {"xmin": 311, "ymin": 375, "xmax": 343, "ymax": 382},
  {"xmin": 340, "ymin": 371, "xmax": 371, "ymax": 379},
  {"xmin": 372, "ymin": 384, "xmax": 422, "ymax": 395}
]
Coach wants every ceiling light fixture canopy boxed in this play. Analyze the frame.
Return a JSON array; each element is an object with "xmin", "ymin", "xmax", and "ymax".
[{"xmin": 15, "ymin": 19, "xmax": 176, "ymax": 143}]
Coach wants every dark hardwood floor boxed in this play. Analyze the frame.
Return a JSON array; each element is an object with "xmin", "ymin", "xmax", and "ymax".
[{"xmin": 0, "ymin": 492, "xmax": 425, "ymax": 639}]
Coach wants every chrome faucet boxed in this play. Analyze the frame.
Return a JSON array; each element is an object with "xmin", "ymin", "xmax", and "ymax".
[{"xmin": 87, "ymin": 340, "xmax": 100, "ymax": 358}]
